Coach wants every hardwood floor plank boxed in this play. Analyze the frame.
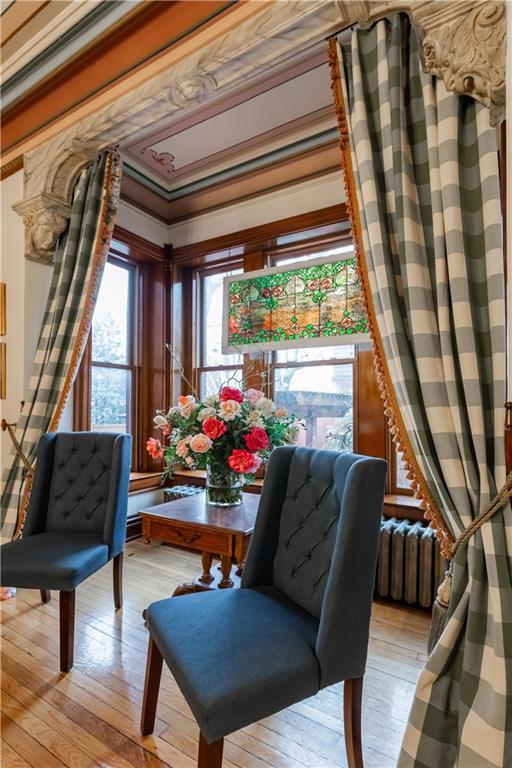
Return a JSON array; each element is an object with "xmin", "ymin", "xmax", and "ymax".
[
  {"xmin": 1, "ymin": 542, "xmax": 429, "ymax": 768},
  {"xmin": 1, "ymin": 741, "xmax": 33, "ymax": 768}
]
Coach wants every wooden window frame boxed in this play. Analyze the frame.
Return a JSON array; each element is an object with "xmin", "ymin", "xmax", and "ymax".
[
  {"xmin": 170, "ymin": 204, "xmax": 422, "ymax": 517},
  {"xmin": 74, "ymin": 226, "xmax": 169, "ymax": 474}
]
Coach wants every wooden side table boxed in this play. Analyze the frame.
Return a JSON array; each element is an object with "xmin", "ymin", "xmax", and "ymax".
[{"xmin": 140, "ymin": 492, "xmax": 259, "ymax": 595}]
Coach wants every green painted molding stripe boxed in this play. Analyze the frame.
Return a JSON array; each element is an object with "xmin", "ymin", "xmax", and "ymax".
[{"xmin": 124, "ymin": 128, "xmax": 339, "ymax": 201}]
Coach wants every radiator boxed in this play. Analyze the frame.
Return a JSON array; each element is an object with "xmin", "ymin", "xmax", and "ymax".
[{"xmin": 375, "ymin": 517, "xmax": 448, "ymax": 608}]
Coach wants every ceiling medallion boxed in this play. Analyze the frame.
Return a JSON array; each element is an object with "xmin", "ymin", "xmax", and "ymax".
[
  {"xmin": 168, "ymin": 73, "xmax": 217, "ymax": 107},
  {"xmin": 141, "ymin": 148, "xmax": 176, "ymax": 175}
]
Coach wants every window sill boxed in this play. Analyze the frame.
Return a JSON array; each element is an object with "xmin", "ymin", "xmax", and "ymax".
[
  {"xmin": 383, "ymin": 493, "xmax": 423, "ymax": 522},
  {"xmin": 129, "ymin": 472, "xmax": 163, "ymax": 494}
]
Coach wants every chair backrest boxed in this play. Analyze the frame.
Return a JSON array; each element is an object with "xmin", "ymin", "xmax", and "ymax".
[
  {"xmin": 242, "ymin": 446, "xmax": 387, "ymax": 686},
  {"xmin": 24, "ymin": 432, "xmax": 132, "ymax": 557}
]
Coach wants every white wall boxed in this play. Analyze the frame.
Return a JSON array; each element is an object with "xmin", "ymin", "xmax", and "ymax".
[
  {"xmin": 167, "ymin": 171, "xmax": 346, "ymax": 248},
  {"xmin": 0, "ymin": 171, "xmax": 53, "ymax": 470},
  {"xmin": 116, "ymin": 199, "xmax": 169, "ymax": 247}
]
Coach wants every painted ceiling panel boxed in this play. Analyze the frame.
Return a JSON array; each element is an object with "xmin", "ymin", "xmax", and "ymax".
[{"xmin": 145, "ymin": 65, "xmax": 332, "ymax": 171}]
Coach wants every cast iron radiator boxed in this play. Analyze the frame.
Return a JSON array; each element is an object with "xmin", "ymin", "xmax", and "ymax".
[{"xmin": 375, "ymin": 517, "xmax": 448, "ymax": 608}]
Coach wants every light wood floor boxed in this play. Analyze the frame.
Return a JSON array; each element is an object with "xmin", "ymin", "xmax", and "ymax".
[{"xmin": 1, "ymin": 540, "xmax": 430, "ymax": 768}]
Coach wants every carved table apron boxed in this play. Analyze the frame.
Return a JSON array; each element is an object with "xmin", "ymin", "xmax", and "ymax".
[{"xmin": 140, "ymin": 492, "xmax": 259, "ymax": 595}]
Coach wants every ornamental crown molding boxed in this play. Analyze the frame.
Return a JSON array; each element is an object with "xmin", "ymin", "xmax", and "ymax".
[{"xmin": 12, "ymin": 0, "xmax": 507, "ymax": 261}]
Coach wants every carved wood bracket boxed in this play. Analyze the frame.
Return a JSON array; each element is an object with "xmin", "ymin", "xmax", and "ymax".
[{"xmin": 9, "ymin": 0, "xmax": 507, "ymax": 262}]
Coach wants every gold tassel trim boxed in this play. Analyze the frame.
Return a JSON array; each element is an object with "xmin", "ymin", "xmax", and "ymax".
[{"xmin": 327, "ymin": 36, "xmax": 453, "ymax": 558}]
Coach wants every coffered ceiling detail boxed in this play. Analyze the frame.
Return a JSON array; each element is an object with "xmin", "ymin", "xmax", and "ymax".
[{"xmin": 120, "ymin": 51, "xmax": 339, "ymax": 223}]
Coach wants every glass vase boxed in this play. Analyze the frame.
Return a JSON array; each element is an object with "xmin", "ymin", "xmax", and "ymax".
[{"xmin": 206, "ymin": 463, "xmax": 243, "ymax": 506}]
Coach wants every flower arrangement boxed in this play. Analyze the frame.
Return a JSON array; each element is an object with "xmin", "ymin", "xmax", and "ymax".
[{"xmin": 147, "ymin": 386, "xmax": 302, "ymax": 506}]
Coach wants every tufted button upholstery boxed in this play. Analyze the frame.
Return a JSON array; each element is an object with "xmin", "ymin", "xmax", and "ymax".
[
  {"xmin": 46, "ymin": 433, "xmax": 117, "ymax": 535},
  {"xmin": 272, "ymin": 449, "xmax": 344, "ymax": 619}
]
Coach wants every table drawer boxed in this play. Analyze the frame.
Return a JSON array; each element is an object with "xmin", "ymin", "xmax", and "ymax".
[{"xmin": 142, "ymin": 517, "xmax": 232, "ymax": 556}]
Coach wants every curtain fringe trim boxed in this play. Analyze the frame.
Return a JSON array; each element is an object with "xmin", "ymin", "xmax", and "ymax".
[{"xmin": 327, "ymin": 36, "xmax": 453, "ymax": 557}]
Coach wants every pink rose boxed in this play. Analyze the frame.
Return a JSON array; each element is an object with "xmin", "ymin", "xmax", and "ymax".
[
  {"xmin": 146, "ymin": 438, "xmax": 164, "ymax": 459},
  {"xmin": 244, "ymin": 388, "xmax": 265, "ymax": 406},
  {"xmin": 176, "ymin": 437, "xmax": 191, "ymax": 458},
  {"xmin": 189, "ymin": 434, "xmax": 212, "ymax": 454}
]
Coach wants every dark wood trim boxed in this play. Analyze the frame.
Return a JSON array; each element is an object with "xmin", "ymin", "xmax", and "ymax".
[
  {"xmin": 59, "ymin": 590, "xmax": 75, "ymax": 673},
  {"xmin": 40, "ymin": 589, "xmax": 51, "ymax": 604},
  {"xmin": 0, "ymin": 154, "xmax": 23, "ymax": 180},
  {"xmin": 73, "ymin": 335, "xmax": 92, "ymax": 431},
  {"xmin": 73, "ymin": 229, "xmax": 169, "ymax": 473},
  {"xmin": 113, "ymin": 553, "xmax": 123, "ymax": 610},
  {"xmin": 383, "ymin": 494, "xmax": 423, "ymax": 523},
  {"xmin": 140, "ymin": 636, "xmax": 164, "ymax": 736},
  {"xmin": 171, "ymin": 204, "xmax": 348, "ymax": 264},
  {"xmin": 129, "ymin": 472, "xmax": 162, "ymax": 493},
  {"xmin": 111, "ymin": 226, "xmax": 165, "ymax": 263},
  {"xmin": 343, "ymin": 677, "xmax": 363, "ymax": 768}
]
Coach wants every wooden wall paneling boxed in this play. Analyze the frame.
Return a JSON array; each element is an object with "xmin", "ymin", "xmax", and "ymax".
[{"xmin": 356, "ymin": 345, "xmax": 386, "ymax": 461}]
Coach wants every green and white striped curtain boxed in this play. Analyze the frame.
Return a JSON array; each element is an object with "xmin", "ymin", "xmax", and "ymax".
[
  {"xmin": 330, "ymin": 14, "xmax": 509, "ymax": 768},
  {"xmin": 1, "ymin": 150, "xmax": 122, "ymax": 541}
]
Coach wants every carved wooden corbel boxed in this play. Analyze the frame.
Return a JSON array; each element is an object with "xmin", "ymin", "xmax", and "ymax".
[
  {"xmin": 12, "ymin": 193, "xmax": 70, "ymax": 265},
  {"xmin": 419, "ymin": 1, "xmax": 506, "ymax": 125}
]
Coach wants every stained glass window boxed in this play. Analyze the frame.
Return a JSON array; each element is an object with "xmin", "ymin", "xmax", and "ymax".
[{"xmin": 222, "ymin": 254, "xmax": 369, "ymax": 353}]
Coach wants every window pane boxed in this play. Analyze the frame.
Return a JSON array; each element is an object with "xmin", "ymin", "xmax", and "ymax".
[
  {"xmin": 91, "ymin": 366, "xmax": 131, "ymax": 433},
  {"xmin": 202, "ymin": 268, "xmax": 242, "ymax": 367},
  {"xmin": 274, "ymin": 244, "xmax": 354, "ymax": 267},
  {"xmin": 276, "ymin": 344, "xmax": 354, "ymax": 364},
  {"xmin": 395, "ymin": 451, "xmax": 411, "ymax": 489},
  {"xmin": 200, "ymin": 369, "xmax": 243, "ymax": 399},
  {"xmin": 92, "ymin": 262, "xmax": 130, "ymax": 364},
  {"xmin": 274, "ymin": 363, "xmax": 353, "ymax": 451}
]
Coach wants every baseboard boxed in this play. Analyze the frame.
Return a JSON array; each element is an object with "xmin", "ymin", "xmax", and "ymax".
[{"xmin": 126, "ymin": 515, "xmax": 142, "ymax": 541}]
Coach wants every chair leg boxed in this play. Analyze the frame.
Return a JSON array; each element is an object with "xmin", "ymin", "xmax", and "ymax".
[
  {"xmin": 344, "ymin": 676, "xmax": 363, "ymax": 768},
  {"xmin": 141, "ymin": 636, "xmax": 163, "ymax": 736},
  {"xmin": 198, "ymin": 733, "xmax": 223, "ymax": 768},
  {"xmin": 59, "ymin": 590, "xmax": 75, "ymax": 673},
  {"xmin": 113, "ymin": 552, "xmax": 123, "ymax": 609},
  {"xmin": 40, "ymin": 589, "xmax": 51, "ymax": 603}
]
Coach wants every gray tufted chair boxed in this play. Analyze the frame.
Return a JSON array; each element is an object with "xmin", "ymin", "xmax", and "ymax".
[
  {"xmin": 1, "ymin": 431, "xmax": 131, "ymax": 672},
  {"xmin": 140, "ymin": 446, "xmax": 387, "ymax": 768}
]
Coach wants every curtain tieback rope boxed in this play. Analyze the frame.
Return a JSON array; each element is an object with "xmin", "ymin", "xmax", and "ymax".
[{"xmin": 428, "ymin": 471, "xmax": 512, "ymax": 653}]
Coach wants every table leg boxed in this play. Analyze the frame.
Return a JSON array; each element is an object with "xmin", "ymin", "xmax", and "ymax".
[
  {"xmin": 219, "ymin": 556, "xmax": 234, "ymax": 589},
  {"xmin": 198, "ymin": 552, "xmax": 214, "ymax": 584}
]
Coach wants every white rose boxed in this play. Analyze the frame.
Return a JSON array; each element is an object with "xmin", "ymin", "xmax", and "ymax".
[
  {"xmin": 219, "ymin": 400, "xmax": 241, "ymax": 421},
  {"xmin": 255, "ymin": 397, "xmax": 275, "ymax": 418},
  {"xmin": 153, "ymin": 414, "xmax": 168, "ymax": 427},
  {"xmin": 204, "ymin": 394, "xmax": 218, "ymax": 407},
  {"xmin": 197, "ymin": 406, "xmax": 216, "ymax": 422},
  {"xmin": 246, "ymin": 410, "xmax": 264, "ymax": 428}
]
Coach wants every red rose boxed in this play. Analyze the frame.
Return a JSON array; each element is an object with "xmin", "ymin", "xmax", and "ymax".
[
  {"xmin": 244, "ymin": 427, "xmax": 269, "ymax": 452},
  {"xmin": 203, "ymin": 417, "xmax": 227, "ymax": 440},
  {"xmin": 228, "ymin": 449, "xmax": 259, "ymax": 474},
  {"xmin": 219, "ymin": 386, "xmax": 244, "ymax": 403}
]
